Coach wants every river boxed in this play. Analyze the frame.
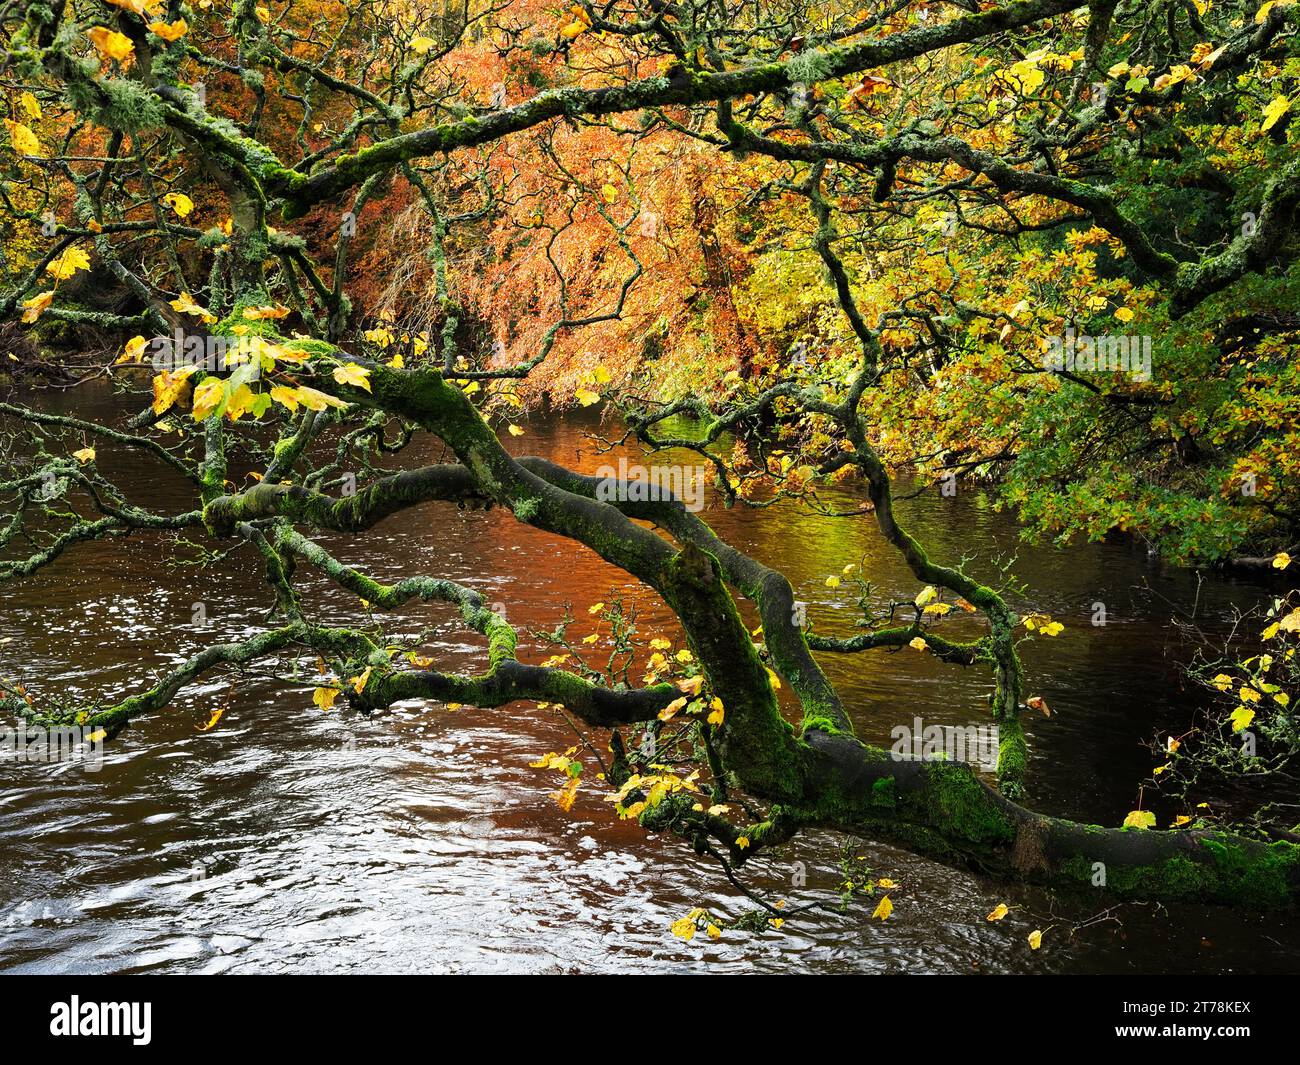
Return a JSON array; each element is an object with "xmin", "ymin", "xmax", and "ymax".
[{"xmin": 1, "ymin": 382, "xmax": 1296, "ymax": 973}]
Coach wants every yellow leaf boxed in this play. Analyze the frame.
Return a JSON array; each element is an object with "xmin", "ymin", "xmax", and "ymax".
[
  {"xmin": 332, "ymin": 362, "xmax": 372, "ymax": 391},
  {"xmin": 148, "ymin": 18, "xmax": 189, "ymax": 42},
  {"xmin": 191, "ymin": 377, "xmax": 225, "ymax": 421},
  {"xmin": 987, "ymin": 902, "xmax": 1010, "ymax": 921},
  {"xmin": 1229, "ymin": 705, "xmax": 1255, "ymax": 732},
  {"xmin": 876, "ymin": 877, "xmax": 898, "ymax": 889},
  {"xmin": 19, "ymin": 91, "xmax": 41, "ymax": 120},
  {"xmin": 242, "ymin": 303, "xmax": 291, "ymax": 320},
  {"xmin": 223, "ymin": 383, "xmax": 257, "ymax": 422},
  {"xmin": 270, "ymin": 385, "xmax": 300, "ymax": 412},
  {"xmin": 1026, "ymin": 695, "xmax": 1052, "ymax": 717},
  {"xmin": 1123, "ymin": 809, "xmax": 1156, "ymax": 829},
  {"xmin": 255, "ymin": 5, "xmax": 271, "ymax": 23},
  {"xmin": 161, "ymin": 191, "xmax": 194, "ymax": 218},
  {"xmin": 908, "ymin": 637, "xmax": 928, "ymax": 651},
  {"xmin": 411, "ymin": 35, "xmax": 435, "ymax": 54},
  {"xmin": 575, "ymin": 388, "xmax": 600, "ymax": 407},
  {"xmin": 658, "ymin": 696, "xmax": 688, "ymax": 721},
  {"xmin": 1261, "ymin": 95, "xmax": 1292, "ymax": 133},
  {"xmin": 293, "ymin": 385, "xmax": 349, "ymax": 411},
  {"xmin": 118, "ymin": 335, "xmax": 148, "ymax": 363},
  {"xmin": 313, "ymin": 686, "xmax": 339, "ymax": 711},
  {"xmin": 151, "ymin": 368, "xmax": 193, "ymax": 415},
  {"xmin": 735, "ymin": 835, "xmax": 750, "ymax": 850},
  {"xmin": 72, "ymin": 447, "xmax": 95, "ymax": 463},
  {"xmin": 86, "ymin": 27, "xmax": 136, "ymax": 63},
  {"xmin": 553, "ymin": 776, "xmax": 580, "ymax": 812},
  {"xmin": 670, "ymin": 916, "xmax": 696, "ymax": 941},
  {"xmin": 1257, "ymin": 0, "xmax": 1296, "ymax": 24},
  {"xmin": 914, "ymin": 585, "xmax": 937, "ymax": 607},
  {"xmin": 1027, "ymin": 929, "xmax": 1043, "ymax": 950},
  {"xmin": 1272, "ymin": 552, "xmax": 1292, "ymax": 570},
  {"xmin": 706, "ymin": 923, "xmax": 721, "ymax": 940},
  {"xmin": 46, "ymin": 248, "xmax": 90, "ymax": 281},
  {"xmin": 20, "ymin": 290, "xmax": 54, "ymax": 323},
  {"xmin": 196, "ymin": 707, "xmax": 224, "ymax": 731},
  {"xmin": 169, "ymin": 291, "xmax": 214, "ymax": 322},
  {"xmin": 872, "ymin": 894, "xmax": 893, "ymax": 921},
  {"xmin": 825, "ymin": 575, "xmax": 841, "ymax": 588},
  {"xmin": 350, "ymin": 666, "xmax": 373, "ymax": 694},
  {"xmin": 4, "ymin": 119, "xmax": 42, "ymax": 157},
  {"xmin": 507, "ymin": 424, "xmax": 524, "ymax": 436},
  {"xmin": 707, "ymin": 697, "xmax": 724, "ymax": 726},
  {"xmin": 1114, "ymin": 307, "xmax": 1135, "ymax": 323},
  {"xmin": 600, "ymin": 183, "xmax": 618, "ymax": 203}
]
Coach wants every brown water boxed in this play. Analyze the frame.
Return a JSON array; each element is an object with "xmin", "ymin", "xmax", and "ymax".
[{"xmin": 1, "ymin": 382, "xmax": 1297, "ymax": 974}]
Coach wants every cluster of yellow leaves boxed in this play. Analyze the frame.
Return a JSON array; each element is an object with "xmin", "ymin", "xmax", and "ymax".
[
  {"xmin": 1022, "ymin": 614, "xmax": 1064, "ymax": 637},
  {"xmin": 526, "ymin": 747, "xmax": 583, "ymax": 811},
  {"xmin": 670, "ymin": 908, "xmax": 721, "ymax": 942},
  {"xmin": 605, "ymin": 767, "xmax": 701, "ymax": 820},
  {"xmin": 559, "ymin": 5, "xmax": 593, "ymax": 39}
]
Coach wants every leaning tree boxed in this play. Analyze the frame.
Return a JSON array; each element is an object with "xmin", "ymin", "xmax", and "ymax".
[{"xmin": 3, "ymin": 0, "xmax": 1300, "ymax": 923}]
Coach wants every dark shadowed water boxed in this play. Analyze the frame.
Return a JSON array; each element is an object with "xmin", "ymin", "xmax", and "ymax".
[{"xmin": 1, "ymin": 382, "xmax": 1297, "ymax": 974}]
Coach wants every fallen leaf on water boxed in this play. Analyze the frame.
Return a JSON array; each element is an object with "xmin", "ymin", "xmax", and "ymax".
[{"xmin": 196, "ymin": 707, "xmax": 224, "ymax": 731}]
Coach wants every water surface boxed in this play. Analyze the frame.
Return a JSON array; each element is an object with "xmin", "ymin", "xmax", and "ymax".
[{"xmin": 1, "ymin": 384, "xmax": 1296, "ymax": 973}]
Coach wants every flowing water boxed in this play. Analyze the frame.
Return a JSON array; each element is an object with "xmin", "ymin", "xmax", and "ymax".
[{"xmin": 1, "ymin": 382, "xmax": 1296, "ymax": 974}]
